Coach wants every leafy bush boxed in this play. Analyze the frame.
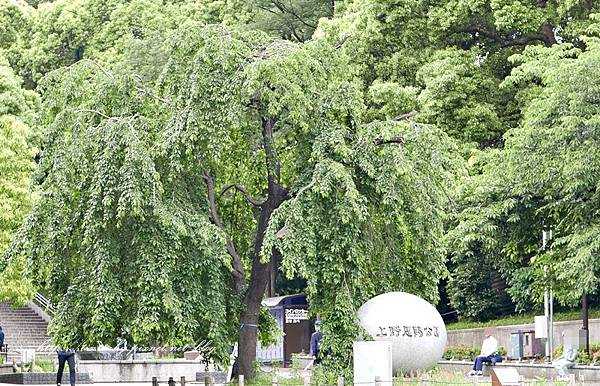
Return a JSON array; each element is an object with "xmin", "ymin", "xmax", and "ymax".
[
  {"xmin": 33, "ymin": 359, "xmax": 55, "ymax": 373},
  {"xmin": 553, "ymin": 344, "xmax": 600, "ymax": 365},
  {"xmin": 443, "ymin": 345, "xmax": 479, "ymax": 360},
  {"xmin": 498, "ymin": 346, "xmax": 507, "ymax": 357}
]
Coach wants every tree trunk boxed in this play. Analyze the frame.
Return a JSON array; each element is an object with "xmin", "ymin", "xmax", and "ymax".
[
  {"xmin": 237, "ymin": 184, "xmax": 287, "ymax": 379},
  {"xmin": 237, "ymin": 116, "xmax": 287, "ymax": 380},
  {"xmin": 541, "ymin": 24, "xmax": 557, "ymax": 46}
]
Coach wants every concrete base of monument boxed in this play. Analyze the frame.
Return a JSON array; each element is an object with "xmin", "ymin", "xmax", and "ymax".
[
  {"xmin": 0, "ymin": 372, "xmax": 92, "ymax": 384},
  {"xmin": 438, "ymin": 360, "xmax": 600, "ymax": 381}
]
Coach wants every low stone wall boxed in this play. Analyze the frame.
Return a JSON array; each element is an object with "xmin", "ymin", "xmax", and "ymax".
[
  {"xmin": 196, "ymin": 371, "xmax": 228, "ymax": 383},
  {"xmin": 77, "ymin": 359, "xmax": 205, "ymax": 382},
  {"xmin": 0, "ymin": 364, "xmax": 13, "ymax": 375},
  {"xmin": 447, "ymin": 319, "xmax": 600, "ymax": 350},
  {"xmin": 438, "ymin": 360, "xmax": 600, "ymax": 381},
  {"xmin": 0, "ymin": 372, "xmax": 92, "ymax": 384}
]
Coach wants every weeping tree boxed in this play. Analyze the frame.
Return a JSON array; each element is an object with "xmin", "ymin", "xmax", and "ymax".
[{"xmin": 8, "ymin": 24, "xmax": 462, "ymax": 378}]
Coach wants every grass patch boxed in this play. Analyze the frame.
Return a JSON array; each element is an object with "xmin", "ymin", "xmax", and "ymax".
[{"xmin": 447, "ymin": 308, "xmax": 600, "ymax": 331}]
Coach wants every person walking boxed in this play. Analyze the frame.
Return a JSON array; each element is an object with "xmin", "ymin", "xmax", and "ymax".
[
  {"xmin": 310, "ymin": 320, "xmax": 324, "ymax": 365},
  {"xmin": 0, "ymin": 326, "xmax": 5, "ymax": 362},
  {"xmin": 56, "ymin": 349, "xmax": 76, "ymax": 386}
]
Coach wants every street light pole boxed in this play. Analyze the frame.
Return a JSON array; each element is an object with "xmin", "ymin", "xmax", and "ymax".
[{"xmin": 543, "ymin": 229, "xmax": 553, "ymax": 362}]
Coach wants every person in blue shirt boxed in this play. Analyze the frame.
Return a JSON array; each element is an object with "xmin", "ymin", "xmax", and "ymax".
[
  {"xmin": 310, "ymin": 320, "xmax": 324, "ymax": 365},
  {"xmin": 0, "ymin": 326, "xmax": 5, "ymax": 349},
  {"xmin": 56, "ymin": 348, "xmax": 76, "ymax": 386}
]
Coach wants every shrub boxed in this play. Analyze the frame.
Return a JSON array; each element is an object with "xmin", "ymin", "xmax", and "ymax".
[{"xmin": 443, "ymin": 345, "xmax": 479, "ymax": 360}]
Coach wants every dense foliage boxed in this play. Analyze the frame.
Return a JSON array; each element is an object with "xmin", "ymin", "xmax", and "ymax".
[{"xmin": 1, "ymin": 0, "xmax": 600, "ymax": 379}]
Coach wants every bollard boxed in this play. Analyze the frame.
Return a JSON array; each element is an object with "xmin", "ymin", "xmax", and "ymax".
[
  {"xmin": 152, "ymin": 377, "xmax": 158, "ymax": 386},
  {"xmin": 421, "ymin": 373, "xmax": 431, "ymax": 386},
  {"xmin": 337, "ymin": 376, "xmax": 344, "ymax": 386},
  {"xmin": 168, "ymin": 377, "xmax": 175, "ymax": 386},
  {"xmin": 569, "ymin": 374, "xmax": 575, "ymax": 386},
  {"xmin": 181, "ymin": 376, "xmax": 186, "ymax": 386},
  {"xmin": 239, "ymin": 374, "xmax": 245, "ymax": 386},
  {"xmin": 205, "ymin": 376, "xmax": 214, "ymax": 386},
  {"xmin": 375, "ymin": 376, "xmax": 382, "ymax": 386}
]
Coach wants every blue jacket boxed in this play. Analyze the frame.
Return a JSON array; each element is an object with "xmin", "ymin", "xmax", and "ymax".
[
  {"xmin": 0, "ymin": 330, "xmax": 4, "ymax": 348},
  {"xmin": 310, "ymin": 331, "xmax": 323, "ymax": 357}
]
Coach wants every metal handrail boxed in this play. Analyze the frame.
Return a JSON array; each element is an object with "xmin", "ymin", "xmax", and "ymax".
[{"xmin": 33, "ymin": 292, "xmax": 56, "ymax": 316}]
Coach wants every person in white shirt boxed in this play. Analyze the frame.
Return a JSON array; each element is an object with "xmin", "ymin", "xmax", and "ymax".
[{"xmin": 468, "ymin": 330, "xmax": 502, "ymax": 376}]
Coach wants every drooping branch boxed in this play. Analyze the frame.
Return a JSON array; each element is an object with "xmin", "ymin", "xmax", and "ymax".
[
  {"xmin": 202, "ymin": 169, "xmax": 245, "ymax": 293},
  {"xmin": 221, "ymin": 184, "xmax": 265, "ymax": 207}
]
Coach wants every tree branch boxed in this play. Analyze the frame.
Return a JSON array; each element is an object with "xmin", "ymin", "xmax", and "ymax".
[
  {"xmin": 262, "ymin": 116, "xmax": 280, "ymax": 187},
  {"xmin": 270, "ymin": 0, "xmax": 318, "ymax": 29},
  {"xmin": 393, "ymin": 110, "xmax": 417, "ymax": 121},
  {"xmin": 502, "ymin": 33, "xmax": 545, "ymax": 48},
  {"xmin": 202, "ymin": 170, "xmax": 245, "ymax": 292},
  {"xmin": 373, "ymin": 136, "xmax": 406, "ymax": 146},
  {"xmin": 221, "ymin": 184, "xmax": 265, "ymax": 207},
  {"xmin": 335, "ymin": 34, "xmax": 351, "ymax": 49}
]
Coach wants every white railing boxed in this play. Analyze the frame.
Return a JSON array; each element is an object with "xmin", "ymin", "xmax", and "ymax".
[{"xmin": 33, "ymin": 292, "xmax": 55, "ymax": 316}]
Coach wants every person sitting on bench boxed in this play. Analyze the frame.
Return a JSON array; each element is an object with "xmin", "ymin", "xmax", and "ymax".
[{"xmin": 468, "ymin": 329, "xmax": 502, "ymax": 376}]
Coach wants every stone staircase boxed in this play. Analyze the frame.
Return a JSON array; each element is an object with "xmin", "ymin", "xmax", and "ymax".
[{"xmin": 0, "ymin": 301, "xmax": 54, "ymax": 363}]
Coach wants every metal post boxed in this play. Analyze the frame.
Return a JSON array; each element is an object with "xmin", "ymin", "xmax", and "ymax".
[
  {"xmin": 180, "ymin": 376, "xmax": 186, "ymax": 386},
  {"xmin": 549, "ymin": 286, "xmax": 554, "ymax": 362},
  {"xmin": 583, "ymin": 293, "xmax": 590, "ymax": 354},
  {"xmin": 422, "ymin": 373, "xmax": 431, "ymax": 386},
  {"xmin": 375, "ymin": 376, "xmax": 382, "ymax": 386},
  {"xmin": 337, "ymin": 376, "xmax": 344, "ymax": 386},
  {"xmin": 239, "ymin": 374, "xmax": 245, "ymax": 386},
  {"xmin": 152, "ymin": 377, "xmax": 158, "ymax": 386},
  {"xmin": 168, "ymin": 377, "xmax": 175, "ymax": 386}
]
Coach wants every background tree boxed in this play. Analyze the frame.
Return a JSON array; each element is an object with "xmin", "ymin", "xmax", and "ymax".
[
  {"xmin": 0, "ymin": 54, "xmax": 38, "ymax": 304},
  {"xmin": 448, "ymin": 24, "xmax": 600, "ymax": 315}
]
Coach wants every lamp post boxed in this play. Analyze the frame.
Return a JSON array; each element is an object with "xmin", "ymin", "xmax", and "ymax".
[{"xmin": 543, "ymin": 229, "xmax": 553, "ymax": 362}]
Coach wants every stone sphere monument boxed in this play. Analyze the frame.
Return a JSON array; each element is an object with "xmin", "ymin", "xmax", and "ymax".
[{"xmin": 357, "ymin": 292, "xmax": 447, "ymax": 372}]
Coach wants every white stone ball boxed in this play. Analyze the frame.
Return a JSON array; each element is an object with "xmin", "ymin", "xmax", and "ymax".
[{"xmin": 357, "ymin": 292, "xmax": 447, "ymax": 372}]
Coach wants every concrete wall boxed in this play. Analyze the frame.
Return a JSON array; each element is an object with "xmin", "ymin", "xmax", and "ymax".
[
  {"xmin": 77, "ymin": 360, "xmax": 205, "ymax": 382},
  {"xmin": 438, "ymin": 360, "xmax": 600, "ymax": 381},
  {"xmin": 447, "ymin": 319, "xmax": 600, "ymax": 349},
  {"xmin": 0, "ymin": 364, "xmax": 13, "ymax": 375},
  {"xmin": 0, "ymin": 372, "xmax": 91, "ymax": 384}
]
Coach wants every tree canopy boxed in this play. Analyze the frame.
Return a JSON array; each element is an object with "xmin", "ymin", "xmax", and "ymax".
[{"xmin": 1, "ymin": 0, "xmax": 600, "ymax": 379}]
